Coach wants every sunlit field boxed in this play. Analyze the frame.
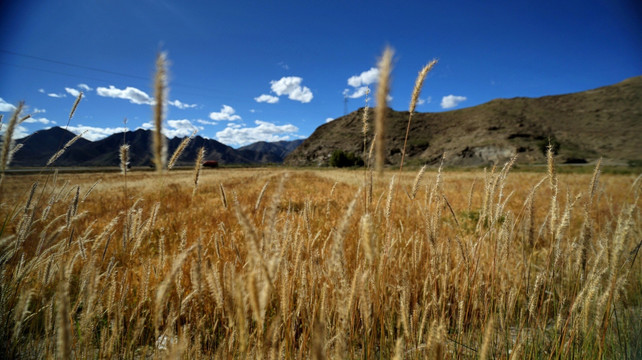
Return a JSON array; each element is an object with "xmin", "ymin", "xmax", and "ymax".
[{"xmin": 1, "ymin": 164, "xmax": 640, "ymax": 359}]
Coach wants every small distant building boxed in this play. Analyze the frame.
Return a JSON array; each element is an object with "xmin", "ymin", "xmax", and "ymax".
[{"xmin": 203, "ymin": 160, "xmax": 219, "ymax": 168}]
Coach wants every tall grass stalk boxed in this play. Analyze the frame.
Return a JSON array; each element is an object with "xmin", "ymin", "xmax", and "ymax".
[
  {"xmin": 192, "ymin": 147, "xmax": 205, "ymax": 198},
  {"xmin": 399, "ymin": 59, "xmax": 437, "ymax": 172},
  {"xmin": 0, "ymin": 102, "xmax": 25, "ymax": 186},
  {"xmin": 152, "ymin": 52, "xmax": 168, "ymax": 173},
  {"xmin": 374, "ymin": 47, "xmax": 393, "ymax": 175}
]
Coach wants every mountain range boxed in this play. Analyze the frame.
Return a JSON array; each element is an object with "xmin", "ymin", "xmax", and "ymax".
[
  {"xmin": 10, "ymin": 128, "xmax": 303, "ymax": 167},
  {"xmin": 285, "ymin": 75, "xmax": 642, "ymax": 167},
  {"xmin": 6, "ymin": 75, "xmax": 641, "ymax": 168}
]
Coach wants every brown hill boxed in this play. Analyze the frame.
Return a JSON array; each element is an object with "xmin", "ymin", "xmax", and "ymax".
[{"xmin": 285, "ymin": 76, "xmax": 642, "ymax": 167}]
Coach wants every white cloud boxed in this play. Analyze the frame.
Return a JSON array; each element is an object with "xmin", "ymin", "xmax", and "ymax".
[
  {"xmin": 23, "ymin": 117, "xmax": 56, "ymax": 125},
  {"xmin": 209, "ymin": 105, "xmax": 241, "ymax": 121},
  {"xmin": 343, "ymin": 67, "xmax": 380, "ymax": 99},
  {"xmin": 440, "ymin": 95, "xmax": 467, "ymax": 109},
  {"xmin": 0, "ymin": 125, "xmax": 29, "ymax": 139},
  {"xmin": 65, "ymin": 87, "xmax": 81, "ymax": 97},
  {"xmin": 66, "ymin": 125, "xmax": 128, "ymax": 141},
  {"xmin": 417, "ymin": 96, "xmax": 432, "ymax": 106},
  {"xmin": 96, "ymin": 85, "xmax": 195, "ymax": 109},
  {"xmin": 278, "ymin": 61, "xmax": 290, "ymax": 70},
  {"xmin": 254, "ymin": 94, "xmax": 279, "ymax": 104},
  {"xmin": 196, "ymin": 119, "xmax": 217, "ymax": 126},
  {"xmin": 270, "ymin": 77, "xmax": 313, "ymax": 103},
  {"xmin": 38, "ymin": 89, "xmax": 45, "ymax": 94},
  {"xmin": 33, "ymin": 108, "xmax": 46, "ymax": 114},
  {"xmin": 325, "ymin": 118, "xmax": 334, "ymax": 123},
  {"xmin": 347, "ymin": 67, "xmax": 379, "ymax": 87},
  {"xmin": 78, "ymin": 83, "xmax": 93, "ymax": 91},
  {"xmin": 168, "ymin": 99, "xmax": 198, "ymax": 109},
  {"xmin": 216, "ymin": 120, "xmax": 299, "ymax": 147},
  {"xmin": 96, "ymin": 85, "xmax": 153, "ymax": 105},
  {"xmin": 140, "ymin": 119, "xmax": 202, "ymax": 138},
  {"xmin": 166, "ymin": 119, "xmax": 201, "ymax": 137},
  {"xmin": 345, "ymin": 86, "xmax": 370, "ymax": 99},
  {"xmin": 0, "ymin": 98, "xmax": 16, "ymax": 112},
  {"xmin": 47, "ymin": 92, "xmax": 66, "ymax": 98}
]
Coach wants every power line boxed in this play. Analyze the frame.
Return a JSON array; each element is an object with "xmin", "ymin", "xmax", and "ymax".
[
  {"xmin": 0, "ymin": 49, "xmax": 224, "ymax": 94},
  {"xmin": 0, "ymin": 49, "xmax": 149, "ymax": 81},
  {"xmin": 0, "ymin": 61, "xmax": 119, "ymax": 84}
]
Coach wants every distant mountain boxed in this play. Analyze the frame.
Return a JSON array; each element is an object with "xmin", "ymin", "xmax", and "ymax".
[
  {"xmin": 238, "ymin": 139, "xmax": 304, "ymax": 163},
  {"xmin": 285, "ymin": 76, "xmax": 642, "ymax": 167},
  {"xmin": 12, "ymin": 127, "xmax": 91, "ymax": 167},
  {"xmin": 10, "ymin": 128, "xmax": 304, "ymax": 167}
]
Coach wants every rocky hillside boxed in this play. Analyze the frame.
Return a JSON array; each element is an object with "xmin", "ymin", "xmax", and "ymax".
[
  {"xmin": 285, "ymin": 76, "xmax": 642, "ymax": 167},
  {"xmin": 237, "ymin": 140, "xmax": 304, "ymax": 163}
]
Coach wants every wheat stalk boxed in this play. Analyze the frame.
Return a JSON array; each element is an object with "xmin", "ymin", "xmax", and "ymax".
[
  {"xmin": 68, "ymin": 91, "xmax": 83, "ymax": 125},
  {"xmin": 219, "ymin": 183, "xmax": 228, "ymax": 209},
  {"xmin": 375, "ymin": 47, "xmax": 393, "ymax": 175},
  {"xmin": 46, "ymin": 130, "xmax": 88, "ymax": 166},
  {"xmin": 410, "ymin": 165, "xmax": 426, "ymax": 200},
  {"xmin": 1, "ymin": 101, "xmax": 25, "ymax": 174},
  {"xmin": 168, "ymin": 130, "xmax": 195, "ymax": 170},
  {"xmin": 153, "ymin": 52, "xmax": 168, "ymax": 173},
  {"xmin": 56, "ymin": 269, "xmax": 72, "ymax": 360},
  {"xmin": 192, "ymin": 147, "xmax": 205, "ymax": 198},
  {"xmin": 400, "ymin": 59, "xmax": 437, "ymax": 171},
  {"xmin": 119, "ymin": 144, "xmax": 130, "ymax": 174}
]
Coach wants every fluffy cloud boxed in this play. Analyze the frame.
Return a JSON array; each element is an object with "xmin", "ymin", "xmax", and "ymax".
[
  {"xmin": 216, "ymin": 120, "xmax": 299, "ymax": 147},
  {"xmin": 47, "ymin": 92, "xmax": 66, "ymax": 98},
  {"xmin": 325, "ymin": 118, "xmax": 334, "ymax": 123},
  {"xmin": 0, "ymin": 125, "xmax": 28, "ymax": 139},
  {"xmin": 0, "ymin": 98, "xmax": 16, "ymax": 112},
  {"xmin": 78, "ymin": 83, "xmax": 93, "ymax": 91},
  {"xmin": 65, "ymin": 87, "xmax": 81, "ymax": 97},
  {"xmin": 416, "ymin": 96, "xmax": 432, "ymax": 106},
  {"xmin": 344, "ymin": 67, "xmax": 380, "ymax": 98},
  {"xmin": 23, "ymin": 117, "xmax": 56, "ymax": 125},
  {"xmin": 344, "ymin": 86, "xmax": 370, "ymax": 99},
  {"xmin": 347, "ymin": 67, "xmax": 379, "ymax": 87},
  {"xmin": 96, "ymin": 85, "xmax": 194, "ymax": 109},
  {"xmin": 440, "ymin": 95, "xmax": 467, "ymax": 109},
  {"xmin": 209, "ymin": 105, "xmax": 241, "ymax": 121},
  {"xmin": 66, "ymin": 125, "xmax": 129, "ymax": 141},
  {"xmin": 168, "ymin": 99, "xmax": 198, "ymax": 109},
  {"xmin": 140, "ymin": 119, "xmax": 202, "ymax": 138},
  {"xmin": 270, "ymin": 77, "xmax": 313, "ymax": 103},
  {"xmin": 254, "ymin": 94, "xmax": 279, "ymax": 104},
  {"xmin": 196, "ymin": 119, "xmax": 217, "ymax": 126},
  {"xmin": 96, "ymin": 85, "xmax": 154, "ymax": 105},
  {"xmin": 166, "ymin": 119, "xmax": 202, "ymax": 137}
]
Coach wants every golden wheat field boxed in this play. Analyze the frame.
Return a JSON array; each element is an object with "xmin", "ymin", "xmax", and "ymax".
[
  {"xmin": 0, "ymin": 163, "xmax": 640, "ymax": 359},
  {"xmin": 1, "ymin": 51, "xmax": 641, "ymax": 359}
]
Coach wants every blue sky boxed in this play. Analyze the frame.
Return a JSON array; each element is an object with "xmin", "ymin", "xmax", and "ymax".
[{"xmin": 1, "ymin": 0, "xmax": 640, "ymax": 147}]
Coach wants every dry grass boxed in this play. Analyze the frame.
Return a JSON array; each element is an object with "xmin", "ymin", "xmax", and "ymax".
[
  {"xmin": 0, "ymin": 50, "xmax": 640, "ymax": 359},
  {"xmin": 0, "ymin": 165, "xmax": 640, "ymax": 359}
]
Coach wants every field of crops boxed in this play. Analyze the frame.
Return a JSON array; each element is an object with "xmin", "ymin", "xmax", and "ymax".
[{"xmin": 1, "ymin": 163, "xmax": 640, "ymax": 359}]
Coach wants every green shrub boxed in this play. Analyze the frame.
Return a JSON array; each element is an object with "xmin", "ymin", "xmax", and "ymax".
[
  {"xmin": 329, "ymin": 150, "xmax": 364, "ymax": 168},
  {"xmin": 538, "ymin": 137, "xmax": 561, "ymax": 156}
]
